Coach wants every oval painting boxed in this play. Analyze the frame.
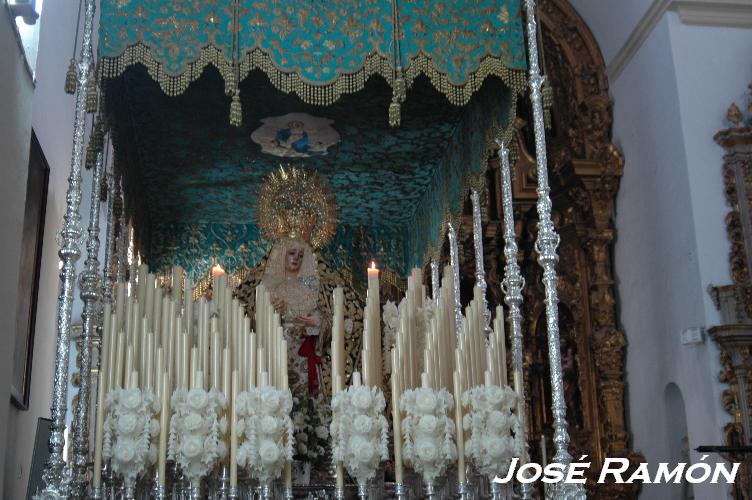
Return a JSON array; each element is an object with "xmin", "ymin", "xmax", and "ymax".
[{"xmin": 251, "ymin": 112, "xmax": 340, "ymax": 158}]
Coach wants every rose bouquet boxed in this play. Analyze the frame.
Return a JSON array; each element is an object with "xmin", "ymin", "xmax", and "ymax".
[
  {"xmin": 291, "ymin": 392, "xmax": 330, "ymax": 470},
  {"xmin": 235, "ymin": 385, "xmax": 294, "ymax": 485},
  {"xmin": 400, "ymin": 387, "xmax": 457, "ymax": 485},
  {"xmin": 102, "ymin": 388, "xmax": 160, "ymax": 487},
  {"xmin": 168, "ymin": 387, "xmax": 228, "ymax": 484},
  {"xmin": 462, "ymin": 384, "xmax": 521, "ymax": 478},
  {"xmin": 330, "ymin": 385, "xmax": 389, "ymax": 485}
]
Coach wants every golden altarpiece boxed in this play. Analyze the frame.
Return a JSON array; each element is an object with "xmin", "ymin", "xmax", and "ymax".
[{"xmin": 35, "ymin": 0, "xmax": 645, "ymax": 499}]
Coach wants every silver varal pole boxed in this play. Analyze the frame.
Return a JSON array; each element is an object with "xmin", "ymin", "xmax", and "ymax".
[
  {"xmin": 470, "ymin": 188, "xmax": 492, "ymax": 334},
  {"xmin": 38, "ymin": 0, "xmax": 96, "ymax": 497},
  {"xmin": 71, "ymin": 139, "xmax": 105, "ymax": 496},
  {"xmin": 102, "ymin": 168, "xmax": 116, "ymax": 304},
  {"xmin": 430, "ymin": 257, "xmax": 440, "ymax": 304},
  {"xmin": 496, "ymin": 141, "xmax": 532, "ymax": 500},
  {"xmin": 522, "ymin": 1, "xmax": 585, "ymax": 498},
  {"xmin": 447, "ymin": 221, "xmax": 462, "ymax": 338},
  {"xmin": 115, "ymin": 177, "xmax": 128, "ymax": 284}
]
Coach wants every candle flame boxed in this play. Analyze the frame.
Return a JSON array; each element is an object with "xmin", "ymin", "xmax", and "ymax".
[
  {"xmin": 211, "ymin": 263, "xmax": 225, "ymax": 277},
  {"xmin": 370, "ymin": 260, "xmax": 377, "ymax": 270}
]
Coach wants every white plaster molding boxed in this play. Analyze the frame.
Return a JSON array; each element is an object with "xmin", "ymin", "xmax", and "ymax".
[{"xmin": 607, "ymin": 0, "xmax": 752, "ymax": 83}]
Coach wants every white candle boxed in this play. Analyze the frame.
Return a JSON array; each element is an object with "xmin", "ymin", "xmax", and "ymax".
[
  {"xmin": 230, "ymin": 371, "xmax": 239, "ymax": 487},
  {"xmin": 454, "ymin": 371, "xmax": 466, "ymax": 483},
  {"xmin": 391, "ymin": 349, "xmax": 403, "ymax": 484},
  {"xmin": 158, "ymin": 371, "xmax": 169, "ymax": 485}
]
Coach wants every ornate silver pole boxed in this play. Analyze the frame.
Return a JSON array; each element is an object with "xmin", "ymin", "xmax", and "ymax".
[
  {"xmin": 470, "ymin": 188, "xmax": 492, "ymax": 334},
  {"xmin": 430, "ymin": 257, "xmax": 440, "ymax": 304},
  {"xmin": 102, "ymin": 168, "xmax": 116, "ymax": 304},
  {"xmin": 38, "ymin": 1, "xmax": 96, "ymax": 497},
  {"xmin": 116, "ymin": 177, "xmax": 127, "ymax": 284},
  {"xmin": 522, "ymin": 1, "xmax": 585, "ymax": 498},
  {"xmin": 71, "ymin": 135, "xmax": 105, "ymax": 496},
  {"xmin": 447, "ymin": 222, "xmax": 462, "ymax": 338},
  {"xmin": 496, "ymin": 141, "xmax": 532, "ymax": 500}
]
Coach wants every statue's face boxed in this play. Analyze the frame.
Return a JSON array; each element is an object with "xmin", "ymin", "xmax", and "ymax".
[{"xmin": 285, "ymin": 246, "xmax": 305, "ymax": 274}]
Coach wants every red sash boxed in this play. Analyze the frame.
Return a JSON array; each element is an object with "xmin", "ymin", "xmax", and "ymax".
[{"xmin": 298, "ymin": 334, "xmax": 323, "ymax": 393}]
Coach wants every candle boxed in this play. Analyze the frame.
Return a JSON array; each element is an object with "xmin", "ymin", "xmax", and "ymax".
[
  {"xmin": 190, "ymin": 346, "xmax": 198, "ymax": 389},
  {"xmin": 158, "ymin": 372, "xmax": 170, "ymax": 486},
  {"xmin": 184, "ymin": 278, "xmax": 193, "ymax": 336},
  {"xmin": 454, "ymin": 371, "xmax": 466, "ymax": 484},
  {"xmin": 93, "ymin": 306, "xmax": 112, "ymax": 489},
  {"xmin": 541, "ymin": 435, "xmax": 547, "ymax": 467},
  {"xmin": 172, "ymin": 265, "xmax": 183, "ymax": 301},
  {"xmin": 352, "ymin": 371, "xmax": 362, "ymax": 387},
  {"xmin": 230, "ymin": 371, "xmax": 239, "ymax": 488},
  {"xmin": 114, "ymin": 332, "xmax": 125, "ymax": 390},
  {"xmin": 124, "ymin": 346, "xmax": 134, "ymax": 389},
  {"xmin": 391, "ymin": 350, "xmax": 404, "ymax": 484},
  {"xmin": 222, "ymin": 348, "xmax": 231, "ymax": 395},
  {"xmin": 145, "ymin": 332, "xmax": 155, "ymax": 390}
]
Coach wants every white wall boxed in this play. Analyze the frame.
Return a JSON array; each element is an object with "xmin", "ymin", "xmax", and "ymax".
[
  {"xmin": 0, "ymin": 7, "xmax": 34, "ymax": 496},
  {"xmin": 2, "ymin": 1, "xmax": 93, "ymax": 497},
  {"xmin": 569, "ymin": 1, "xmax": 751, "ymax": 499}
]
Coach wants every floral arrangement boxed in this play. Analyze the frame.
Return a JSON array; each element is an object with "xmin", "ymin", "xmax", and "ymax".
[
  {"xmin": 400, "ymin": 387, "xmax": 457, "ymax": 485},
  {"xmin": 462, "ymin": 384, "xmax": 522, "ymax": 478},
  {"xmin": 168, "ymin": 387, "xmax": 227, "ymax": 483},
  {"xmin": 102, "ymin": 388, "xmax": 160, "ymax": 486},
  {"xmin": 292, "ymin": 392, "xmax": 330, "ymax": 468},
  {"xmin": 235, "ymin": 385, "xmax": 294, "ymax": 484},
  {"xmin": 330, "ymin": 385, "xmax": 389, "ymax": 485}
]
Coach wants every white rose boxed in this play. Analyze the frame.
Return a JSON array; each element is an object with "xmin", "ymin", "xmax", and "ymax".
[
  {"xmin": 218, "ymin": 415, "xmax": 228, "ymax": 435},
  {"xmin": 462, "ymin": 414, "xmax": 472, "ymax": 431},
  {"xmin": 486, "ymin": 386, "xmax": 505, "ymax": 406},
  {"xmin": 415, "ymin": 389, "xmax": 437, "ymax": 413},
  {"xmin": 353, "ymin": 415, "xmax": 373, "ymax": 434},
  {"xmin": 186, "ymin": 388, "xmax": 209, "ymax": 412},
  {"xmin": 149, "ymin": 418, "xmax": 160, "ymax": 438},
  {"xmin": 261, "ymin": 391, "xmax": 280, "ymax": 413},
  {"xmin": 121, "ymin": 389, "xmax": 142, "ymax": 410},
  {"xmin": 181, "ymin": 435, "xmax": 203, "ymax": 458},
  {"xmin": 350, "ymin": 437, "xmax": 375, "ymax": 462},
  {"xmin": 415, "ymin": 438, "xmax": 438, "ymax": 462},
  {"xmin": 113, "ymin": 440, "xmax": 136, "ymax": 462},
  {"xmin": 487, "ymin": 410, "xmax": 509, "ymax": 432},
  {"xmin": 417, "ymin": 415, "xmax": 438, "ymax": 433},
  {"xmin": 293, "ymin": 412, "xmax": 306, "ymax": 427},
  {"xmin": 183, "ymin": 413, "xmax": 203, "ymax": 432},
  {"xmin": 260, "ymin": 415, "xmax": 280, "ymax": 435},
  {"xmin": 351, "ymin": 386, "xmax": 373, "ymax": 410},
  {"xmin": 297, "ymin": 442, "xmax": 308, "ymax": 455},
  {"xmin": 485, "ymin": 437, "xmax": 508, "ymax": 459},
  {"xmin": 259, "ymin": 440, "xmax": 280, "ymax": 464},
  {"xmin": 315, "ymin": 425, "xmax": 329, "ymax": 440},
  {"xmin": 116, "ymin": 413, "xmax": 138, "ymax": 435}
]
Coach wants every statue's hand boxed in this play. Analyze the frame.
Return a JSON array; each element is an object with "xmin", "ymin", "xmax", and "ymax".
[
  {"xmin": 295, "ymin": 313, "xmax": 319, "ymax": 327},
  {"xmin": 272, "ymin": 297, "xmax": 286, "ymax": 313}
]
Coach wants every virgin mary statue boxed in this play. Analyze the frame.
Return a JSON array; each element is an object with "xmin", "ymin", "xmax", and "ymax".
[{"xmin": 235, "ymin": 167, "xmax": 364, "ymax": 478}]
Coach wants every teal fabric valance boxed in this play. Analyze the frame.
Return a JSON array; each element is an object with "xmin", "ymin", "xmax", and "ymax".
[{"xmin": 99, "ymin": 0, "xmax": 527, "ymax": 103}]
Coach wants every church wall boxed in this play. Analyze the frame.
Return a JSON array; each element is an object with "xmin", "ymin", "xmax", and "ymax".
[
  {"xmin": 2, "ymin": 2, "xmax": 94, "ymax": 498},
  {"xmin": 0, "ymin": 8, "xmax": 34, "ymax": 496},
  {"xmin": 568, "ymin": 1, "xmax": 751, "ymax": 498}
]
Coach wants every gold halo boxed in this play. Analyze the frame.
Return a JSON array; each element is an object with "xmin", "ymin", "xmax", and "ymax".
[{"xmin": 256, "ymin": 165, "xmax": 338, "ymax": 249}]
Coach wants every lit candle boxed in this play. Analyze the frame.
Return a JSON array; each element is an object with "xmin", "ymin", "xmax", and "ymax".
[{"xmin": 541, "ymin": 435, "xmax": 547, "ymax": 467}]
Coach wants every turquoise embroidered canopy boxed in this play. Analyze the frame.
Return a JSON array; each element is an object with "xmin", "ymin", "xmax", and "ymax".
[
  {"xmin": 102, "ymin": 0, "xmax": 528, "ymax": 280},
  {"xmin": 99, "ymin": 0, "xmax": 527, "ymax": 103}
]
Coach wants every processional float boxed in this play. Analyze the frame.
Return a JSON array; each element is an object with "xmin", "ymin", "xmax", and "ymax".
[{"xmin": 34, "ymin": 0, "xmax": 586, "ymax": 498}]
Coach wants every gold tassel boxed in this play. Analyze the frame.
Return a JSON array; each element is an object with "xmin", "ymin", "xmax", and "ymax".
[
  {"xmin": 542, "ymin": 79, "xmax": 554, "ymax": 129},
  {"xmin": 388, "ymin": 98, "xmax": 401, "ymax": 128},
  {"xmin": 85, "ymin": 123, "xmax": 103, "ymax": 170},
  {"xmin": 393, "ymin": 75, "xmax": 406, "ymax": 103},
  {"xmin": 64, "ymin": 58, "xmax": 77, "ymax": 95},
  {"xmin": 85, "ymin": 68, "xmax": 98, "ymax": 113},
  {"xmin": 225, "ymin": 72, "xmax": 236, "ymax": 96},
  {"xmin": 230, "ymin": 90, "xmax": 242, "ymax": 127}
]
